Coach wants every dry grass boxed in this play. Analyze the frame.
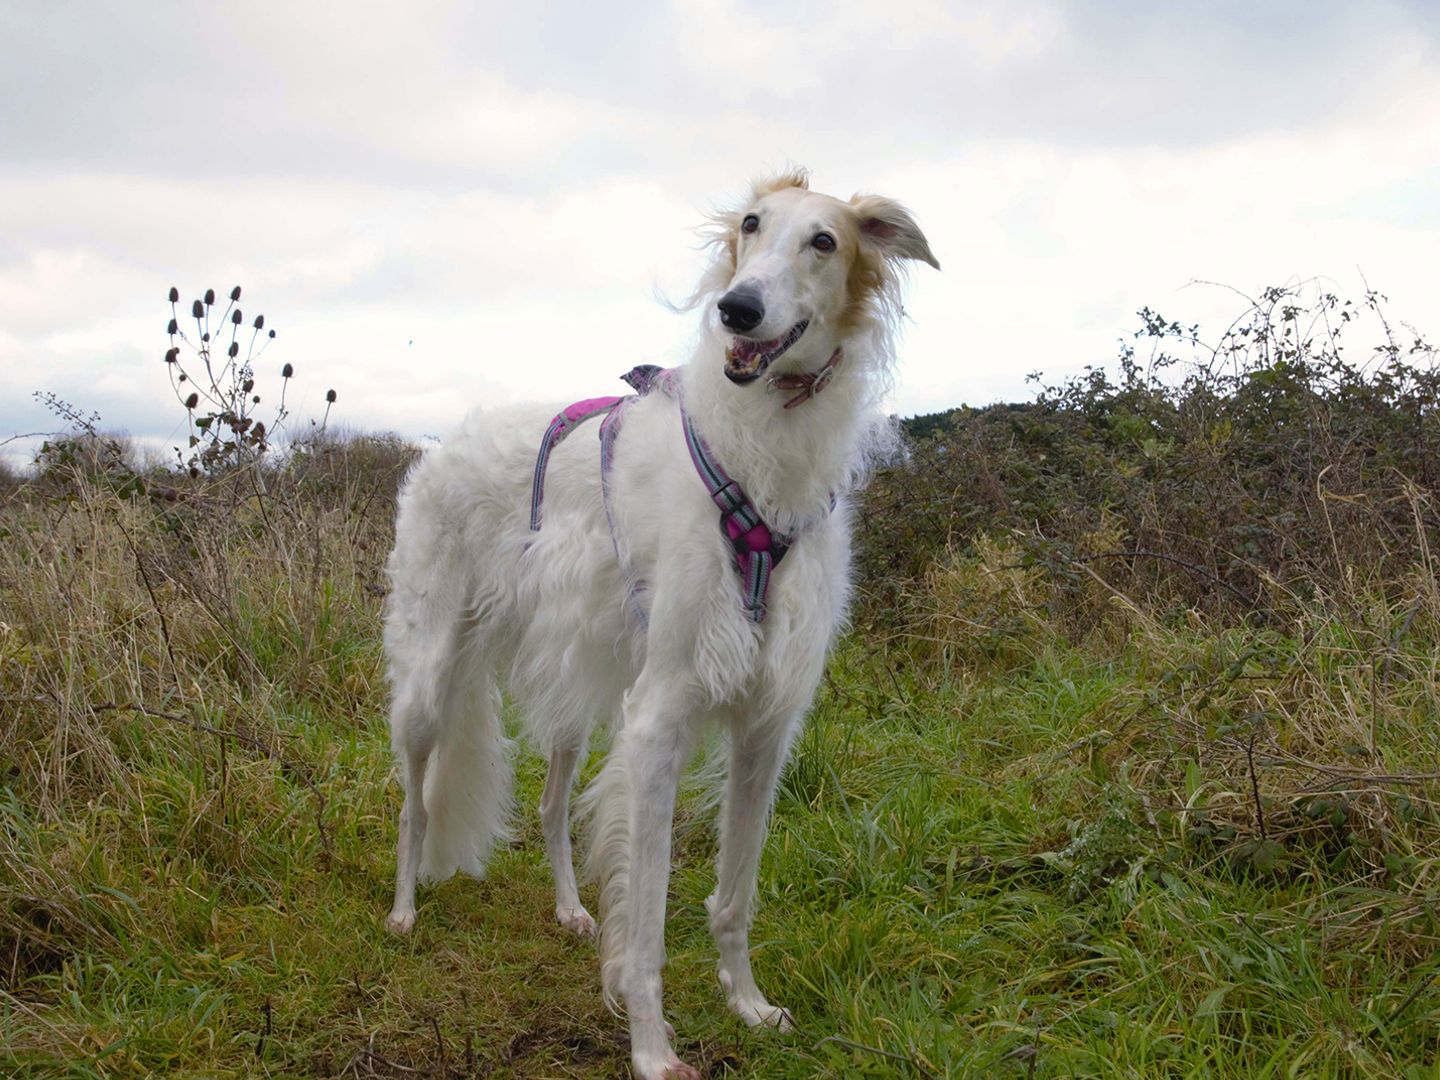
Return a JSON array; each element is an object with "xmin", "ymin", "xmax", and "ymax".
[{"xmin": 903, "ymin": 534, "xmax": 1440, "ymax": 908}]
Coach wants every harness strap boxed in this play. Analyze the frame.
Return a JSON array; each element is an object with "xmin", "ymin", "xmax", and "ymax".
[
  {"xmin": 530, "ymin": 364, "xmax": 823, "ymax": 625},
  {"xmin": 530, "ymin": 366, "xmax": 676, "ymax": 627},
  {"xmin": 680, "ymin": 405, "xmax": 795, "ymax": 623},
  {"xmin": 529, "ymin": 395, "xmax": 627, "ymax": 531},
  {"xmin": 599, "ymin": 366, "xmax": 669, "ymax": 501}
]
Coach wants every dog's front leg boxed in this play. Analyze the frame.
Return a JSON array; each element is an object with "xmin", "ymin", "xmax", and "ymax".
[
  {"xmin": 709, "ymin": 714, "xmax": 798, "ymax": 1030},
  {"xmin": 623, "ymin": 700, "xmax": 701, "ymax": 1080}
]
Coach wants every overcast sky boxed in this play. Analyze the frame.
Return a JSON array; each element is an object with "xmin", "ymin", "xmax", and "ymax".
[{"xmin": 3, "ymin": 1, "xmax": 1438, "ymax": 465}]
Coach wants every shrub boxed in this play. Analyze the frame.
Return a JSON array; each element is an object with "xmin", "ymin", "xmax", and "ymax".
[{"xmin": 857, "ymin": 283, "xmax": 1440, "ymax": 634}]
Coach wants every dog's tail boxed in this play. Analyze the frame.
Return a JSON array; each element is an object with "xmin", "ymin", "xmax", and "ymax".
[
  {"xmin": 578, "ymin": 728, "xmax": 633, "ymax": 1010},
  {"xmin": 414, "ymin": 666, "xmax": 514, "ymax": 882}
]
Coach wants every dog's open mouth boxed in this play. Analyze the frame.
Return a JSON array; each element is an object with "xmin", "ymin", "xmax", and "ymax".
[{"xmin": 724, "ymin": 320, "xmax": 809, "ymax": 385}]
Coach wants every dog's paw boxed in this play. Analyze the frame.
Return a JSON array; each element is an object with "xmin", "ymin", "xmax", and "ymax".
[
  {"xmin": 732, "ymin": 998, "xmax": 795, "ymax": 1032},
  {"xmin": 384, "ymin": 909, "xmax": 416, "ymax": 934},
  {"xmin": 633, "ymin": 1051, "xmax": 701, "ymax": 1080},
  {"xmin": 555, "ymin": 904, "xmax": 597, "ymax": 940},
  {"xmin": 631, "ymin": 1017, "xmax": 695, "ymax": 1080}
]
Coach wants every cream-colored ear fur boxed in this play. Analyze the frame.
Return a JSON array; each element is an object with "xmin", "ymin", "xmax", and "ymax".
[{"xmin": 849, "ymin": 194, "xmax": 940, "ymax": 270}]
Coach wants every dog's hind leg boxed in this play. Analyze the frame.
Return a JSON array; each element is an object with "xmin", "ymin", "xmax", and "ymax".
[
  {"xmin": 383, "ymin": 610, "xmax": 460, "ymax": 934},
  {"xmin": 708, "ymin": 715, "xmax": 801, "ymax": 1030},
  {"xmin": 385, "ymin": 628, "xmax": 453, "ymax": 933},
  {"xmin": 384, "ymin": 594, "xmax": 513, "ymax": 934},
  {"xmin": 540, "ymin": 737, "xmax": 597, "ymax": 938},
  {"xmin": 386, "ymin": 717, "xmax": 434, "ymax": 933}
]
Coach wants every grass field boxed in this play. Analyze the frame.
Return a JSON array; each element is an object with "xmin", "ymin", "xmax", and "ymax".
[{"xmin": 4, "ymin": 456, "xmax": 1440, "ymax": 1079}]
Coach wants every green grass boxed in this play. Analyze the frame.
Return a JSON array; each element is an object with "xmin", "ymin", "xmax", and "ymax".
[
  {"xmin": 4, "ymin": 482, "xmax": 1440, "ymax": 1078},
  {"xmin": 6, "ymin": 640, "xmax": 1440, "ymax": 1077}
]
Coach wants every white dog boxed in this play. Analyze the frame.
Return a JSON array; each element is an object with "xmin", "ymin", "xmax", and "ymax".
[{"xmin": 383, "ymin": 170, "xmax": 937, "ymax": 1080}]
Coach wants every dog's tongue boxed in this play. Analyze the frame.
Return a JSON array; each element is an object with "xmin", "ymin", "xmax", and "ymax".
[
  {"xmin": 725, "ymin": 335, "xmax": 780, "ymax": 381},
  {"xmin": 732, "ymin": 337, "xmax": 772, "ymax": 361}
]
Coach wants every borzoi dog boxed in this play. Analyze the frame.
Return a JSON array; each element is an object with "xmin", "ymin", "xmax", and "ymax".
[{"xmin": 383, "ymin": 170, "xmax": 937, "ymax": 1080}]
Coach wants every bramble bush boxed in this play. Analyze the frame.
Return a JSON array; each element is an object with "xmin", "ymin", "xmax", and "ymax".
[{"xmin": 858, "ymin": 282, "xmax": 1439, "ymax": 633}]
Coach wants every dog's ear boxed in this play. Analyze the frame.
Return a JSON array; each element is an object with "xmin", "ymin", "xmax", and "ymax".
[{"xmin": 849, "ymin": 195, "xmax": 940, "ymax": 270}]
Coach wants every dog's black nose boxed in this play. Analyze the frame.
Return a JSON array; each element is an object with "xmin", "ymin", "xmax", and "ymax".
[{"xmin": 718, "ymin": 288, "xmax": 764, "ymax": 333}]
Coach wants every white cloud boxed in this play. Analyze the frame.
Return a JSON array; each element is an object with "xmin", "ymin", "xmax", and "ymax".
[
  {"xmin": 2, "ymin": 0, "xmax": 1438, "ymax": 470},
  {"xmin": 837, "ymin": 0, "xmax": 1064, "ymax": 64}
]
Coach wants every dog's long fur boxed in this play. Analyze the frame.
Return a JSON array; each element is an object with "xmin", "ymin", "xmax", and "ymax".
[{"xmin": 383, "ymin": 170, "xmax": 936, "ymax": 1080}]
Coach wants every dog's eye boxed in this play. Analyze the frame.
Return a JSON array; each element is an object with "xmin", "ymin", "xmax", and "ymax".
[
  {"xmin": 812, "ymin": 232, "xmax": 836, "ymax": 253},
  {"xmin": 741, "ymin": 214, "xmax": 759, "ymax": 235}
]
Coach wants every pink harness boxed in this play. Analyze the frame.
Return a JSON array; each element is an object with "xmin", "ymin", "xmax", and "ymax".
[{"xmin": 529, "ymin": 363, "xmax": 835, "ymax": 623}]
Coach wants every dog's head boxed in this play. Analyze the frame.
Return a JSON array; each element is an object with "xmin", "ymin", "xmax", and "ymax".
[{"xmin": 704, "ymin": 170, "xmax": 939, "ymax": 385}]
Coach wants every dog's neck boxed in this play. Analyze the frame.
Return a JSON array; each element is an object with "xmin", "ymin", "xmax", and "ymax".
[{"xmin": 681, "ymin": 330, "xmax": 879, "ymax": 533}]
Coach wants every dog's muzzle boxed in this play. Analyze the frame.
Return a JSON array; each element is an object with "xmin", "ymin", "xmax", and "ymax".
[{"xmin": 723, "ymin": 320, "xmax": 809, "ymax": 385}]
